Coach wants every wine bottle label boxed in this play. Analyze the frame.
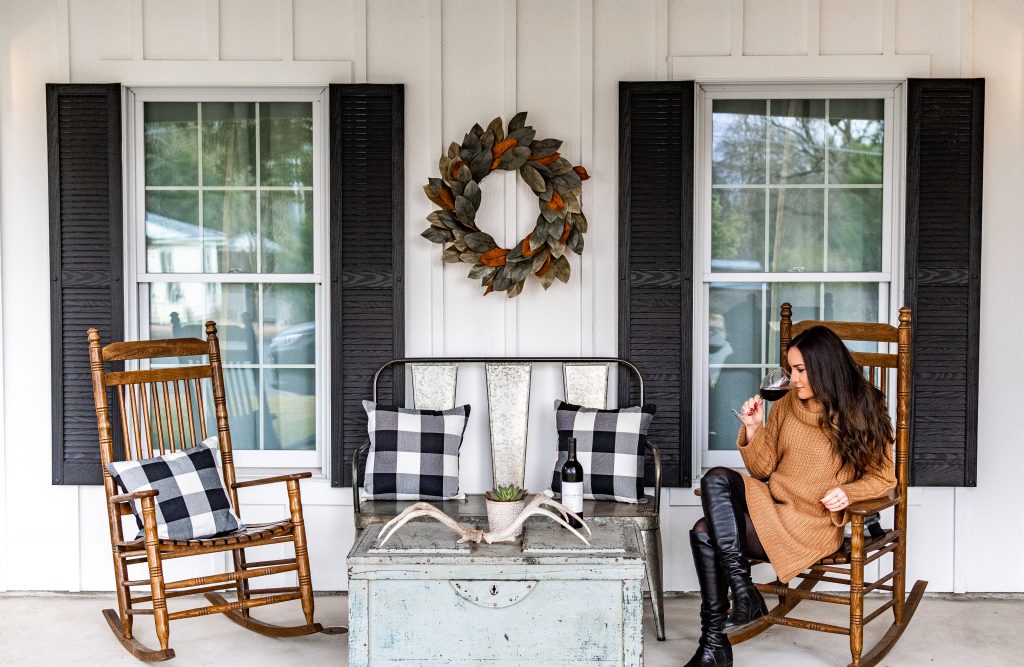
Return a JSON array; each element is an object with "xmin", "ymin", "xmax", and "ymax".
[{"xmin": 562, "ymin": 481, "xmax": 584, "ymax": 514}]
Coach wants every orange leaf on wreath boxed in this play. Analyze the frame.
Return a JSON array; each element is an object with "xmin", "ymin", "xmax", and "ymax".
[
  {"xmin": 491, "ymin": 138, "xmax": 519, "ymax": 168},
  {"xmin": 529, "ymin": 152, "xmax": 561, "ymax": 165},
  {"xmin": 547, "ymin": 191, "xmax": 565, "ymax": 212},
  {"xmin": 521, "ymin": 234, "xmax": 539, "ymax": 257},
  {"xmin": 480, "ymin": 248, "xmax": 509, "ymax": 267},
  {"xmin": 573, "ymin": 165, "xmax": 591, "ymax": 181},
  {"xmin": 484, "ymin": 285, "xmax": 495, "ymax": 295},
  {"xmin": 535, "ymin": 255, "xmax": 552, "ymax": 276},
  {"xmin": 439, "ymin": 188, "xmax": 455, "ymax": 210},
  {"xmin": 559, "ymin": 222, "xmax": 571, "ymax": 243}
]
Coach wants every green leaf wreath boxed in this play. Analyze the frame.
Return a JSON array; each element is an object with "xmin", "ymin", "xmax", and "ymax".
[{"xmin": 421, "ymin": 112, "xmax": 590, "ymax": 298}]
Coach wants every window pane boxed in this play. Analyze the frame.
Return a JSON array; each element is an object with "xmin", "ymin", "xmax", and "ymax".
[
  {"xmin": 769, "ymin": 99, "xmax": 826, "ymax": 184},
  {"xmin": 264, "ymin": 284, "xmax": 315, "ymax": 365},
  {"xmin": 712, "ymin": 100, "xmax": 767, "ymax": 185},
  {"xmin": 825, "ymin": 282, "xmax": 883, "ymax": 354},
  {"xmin": 146, "ymin": 190, "xmax": 201, "ymax": 273},
  {"xmin": 709, "ymin": 283, "xmax": 762, "ymax": 365},
  {"xmin": 202, "ymin": 102, "xmax": 256, "ymax": 187},
  {"xmin": 260, "ymin": 102, "xmax": 313, "ymax": 187},
  {"xmin": 768, "ymin": 188, "xmax": 824, "ymax": 272},
  {"xmin": 265, "ymin": 369, "xmax": 316, "ymax": 450},
  {"xmin": 711, "ymin": 189, "xmax": 765, "ymax": 271},
  {"xmin": 203, "ymin": 190, "xmax": 257, "ymax": 273},
  {"xmin": 261, "ymin": 190, "xmax": 314, "ymax": 273},
  {"xmin": 766, "ymin": 282, "xmax": 820, "ymax": 364},
  {"xmin": 828, "ymin": 188, "xmax": 882, "ymax": 272},
  {"xmin": 148, "ymin": 282, "xmax": 259, "ymax": 364},
  {"xmin": 145, "ymin": 102, "xmax": 198, "ymax": 186},
  {"xmin": 709, "ymin": 368, "xmax": 760, "ymax": 450},
  {"xmin": 829, "ymin": 99, "xmax": 884, "ymax": 184}
]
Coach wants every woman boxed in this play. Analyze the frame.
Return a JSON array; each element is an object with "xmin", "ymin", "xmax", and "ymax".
[{"xmin": 685, "ymin": 325, "xmax": 897, "ymax": 667}]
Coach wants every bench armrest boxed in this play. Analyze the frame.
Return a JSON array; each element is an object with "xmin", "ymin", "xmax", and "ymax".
[
  {"xmin": 232, "ymin": 472, "xmax": 312, "ymax": 490},
  {"xmin": 352, "ymin": 439, "xmax": 371, "ymax": 514},
  {"xmin": 109, "ymin": 489, "xmax": 158, "ymax": 505},
  {"xmin": 847, "ymin": 490, "xmax": 900, "ymax": 517},
  {"xmin": 646, "ymin": 438, "xmax": 663, "ymax": 514}
]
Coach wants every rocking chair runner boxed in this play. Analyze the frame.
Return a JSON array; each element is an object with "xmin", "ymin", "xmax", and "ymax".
[
  {"xmin": 725, "ymin": 303, "xmax": 927, "ymax": 667},
  {"xmin": 89, "ymin": 322, "xmax": 338, "ymax": 662}
]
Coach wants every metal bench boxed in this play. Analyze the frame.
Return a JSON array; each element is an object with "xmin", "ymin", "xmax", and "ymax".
[{"xmin": 351, "ymin": 357, "xmax": 666, "ymax": 641}]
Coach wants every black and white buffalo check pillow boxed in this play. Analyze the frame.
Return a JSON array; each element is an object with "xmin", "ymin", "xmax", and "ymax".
[
  {"xmin": 550, "ymin": 400, "xmax": 656, "ymax": 503},
  {"xmin": 362, "ymin": 401, "xmax": 471, "ymax": 500},
  {"xmin": 107, "ymin": 443, "xmax": 243, "ymax": 541}
]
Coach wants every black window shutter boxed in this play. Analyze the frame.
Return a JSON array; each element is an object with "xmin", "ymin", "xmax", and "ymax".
[
  {"xmin": 329, "ymin": 84, "xmax": 405, "ymax": 487},
  {"xmin": 618, "ymin": 81, "xmax": 694, "ymax": 488},
  {"xmin": 905, "ymin": 78, "xmax": 984, "ymax": 487},
  {"xmin": 47, "ymin": 83, "xmax": 124, "ymax": 485}
]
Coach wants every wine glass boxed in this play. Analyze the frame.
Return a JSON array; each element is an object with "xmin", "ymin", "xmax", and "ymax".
[{"xmin": 730, "ymin": 367, "xmax": 791, "ymax": 422}]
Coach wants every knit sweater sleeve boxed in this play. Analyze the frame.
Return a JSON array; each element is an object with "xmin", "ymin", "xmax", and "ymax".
[
  {"xmin": 830, "ymin": 444, "xmax": 898, "ymax": 526},
  {"xmin": 736, "ymin": 397, "xmax": 786, "ymax": 479}
]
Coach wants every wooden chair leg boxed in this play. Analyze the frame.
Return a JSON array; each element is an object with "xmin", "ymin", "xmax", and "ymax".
[
  {"xmin": 232, "ymin": 548, "xmax": 251, "ymax": 618},
  {"xmin": 893, "ymin": 536, "xmax": 907, "ymax": 624},
  {"xmin": 112, "ymin": 553, "xmax": 133, "ymax": 639},
  {"xmin": 142, "ymin": 500, "xmax": 171, "ymax": 652},
  {"xmin": 849, "ymin": 520, "xmax": 865, "ymax": 666},
  {"xmin": 639, "ymin": 527, "xmax": 666, "ymax": 641},
  {"xmin": 288, "ymin": 479, "xmax": 316, "ymax": 627}
]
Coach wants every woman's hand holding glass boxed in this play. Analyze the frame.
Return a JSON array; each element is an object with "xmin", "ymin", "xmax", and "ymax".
[{"xmin": 732, "ymin": 396, "xmax": 764, "ymax": 444}]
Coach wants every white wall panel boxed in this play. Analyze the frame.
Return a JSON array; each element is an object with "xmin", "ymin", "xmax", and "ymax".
[
  {"xmin": 219, "ymin": 0, "xmax": 283, "ymax": 61},
  {"xmin": 896, "ymin": 0, "xmax": 962, "ymax": 76},
  {"xmin": 69, "ymin": 0, "xmax": 132, "ymax": 62},
  {"xmin": 294, "ymin": 0, "xmax": 355, "ymax": 61},
  {"xmin": 961, "ymin": 0, "xmax": 1024, "ymax": 592},
  {"xmin": 3, "ymin": 0, "xmax": 1020, "ymax": 595},
  {"xmin": 670, "ymin": 0, "xmax": 733, "ymax": 56},
  {"xmin": 743, "ymin": 0, "xmax": 808, "ymax": 55},
  {"xmin": 142, "ymin": 0, "xmax": 208, "ymax": 60},
  {"xmin": 820, "ymin": 0, "xmax": 884, "ymax": 55}
]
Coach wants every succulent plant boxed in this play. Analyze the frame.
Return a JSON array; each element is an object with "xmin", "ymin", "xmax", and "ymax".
[{"xmin": 485, "ymin": 484, "xmax": 527, "ymax": 503}]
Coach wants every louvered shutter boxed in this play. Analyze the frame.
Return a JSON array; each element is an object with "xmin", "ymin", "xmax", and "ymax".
[
  {"xmin": 47, "ymin": 84, "xmax": 124, "ymax": 485},
  {"xmin": 329, "ymin": 84, "xmax": 405, "ymax": 487},
  {"xmin": 618, "ymin": 82, "xmax": 695, "ymax": 487},
  {"xmin": 905, "ymin": 78, "xmax": 984, "ymax": 486}
]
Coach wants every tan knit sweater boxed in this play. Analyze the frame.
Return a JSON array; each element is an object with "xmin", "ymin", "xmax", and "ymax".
[{"xmin": 737, "ymin": 392, "xmax": 897, "ymax": 584}]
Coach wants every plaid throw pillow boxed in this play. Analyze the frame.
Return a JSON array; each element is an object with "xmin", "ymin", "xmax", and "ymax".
[
  {"xmin": 550, "ymin": 400, "xmax": 656, "ymax": 503},
  {"xmin": 362, "ymin": 401, "xmax": 471, "ymax": 500},
  {"xmin": 107, "ymin": 444, "xmax": 243, "ymax": 541}
]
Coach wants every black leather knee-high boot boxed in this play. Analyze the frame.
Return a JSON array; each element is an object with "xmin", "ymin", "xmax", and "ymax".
[
  {"xmin": 684, "ymin": 530, "xmax": 732, "ymax": 667},
  {"xmin": 700, "ymin": 474, "xmax": 768, "ymax": 634}
]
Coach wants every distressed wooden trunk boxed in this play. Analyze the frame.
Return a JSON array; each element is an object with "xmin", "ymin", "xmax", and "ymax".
[{"xmin": 347, "ymin": 519, "xmax": 645, "ymax": 666}]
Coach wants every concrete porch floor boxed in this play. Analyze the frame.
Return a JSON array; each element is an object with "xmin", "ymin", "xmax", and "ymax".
[{"xmin": 0, "ymin": 593, "xmax": 1019, "ymax": 665}]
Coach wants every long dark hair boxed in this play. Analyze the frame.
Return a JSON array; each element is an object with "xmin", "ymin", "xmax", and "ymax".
[{"xmin": 789, "ymin": 326, "xmax": 893, "ymax": 478}]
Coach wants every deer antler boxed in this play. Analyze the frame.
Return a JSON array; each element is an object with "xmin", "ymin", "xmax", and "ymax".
[
  {"xmin": 376, "ymin": 495, "xmax": 593, "ymax": 548},
  {"xmin": 482, "ymin": 494, "xmax": 592, "ymax": 545},
  {"xmin": 377, "ymin": 502, "xmax": 484, "ymax": 546}
]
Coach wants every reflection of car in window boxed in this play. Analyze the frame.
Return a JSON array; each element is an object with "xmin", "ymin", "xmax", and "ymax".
[{"xmin": 267, "ymin": 321, "xmax": 315, "ymax": 394}]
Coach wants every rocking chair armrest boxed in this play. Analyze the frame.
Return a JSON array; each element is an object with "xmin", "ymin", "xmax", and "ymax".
[
  {"xmin": 847, "ymin": 490, "xmax": 900, "ymax": 517},
  {"xmin": 109, "ymin": 489, "xmax": 159, "ymax": 506},
  {"xmin": 231, "ymin": 472, "xmax": 313, "ymax": 490}
]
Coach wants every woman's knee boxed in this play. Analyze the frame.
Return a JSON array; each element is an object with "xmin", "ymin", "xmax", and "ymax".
[
  {"xmin": 700, "ymin": 466, "xmax": 733, "ymax": 492},
  {"xmin": 692, "ymin": 518, "xmax": 709, "ymax": 533}
]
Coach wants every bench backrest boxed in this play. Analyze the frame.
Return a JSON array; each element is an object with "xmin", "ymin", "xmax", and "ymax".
[{"xmin": 371, "ymin": 358, "xmax": 644, "ymax": 489}]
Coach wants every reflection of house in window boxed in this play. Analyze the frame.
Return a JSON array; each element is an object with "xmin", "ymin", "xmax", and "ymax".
[{"xmin": 145, "ymin": 210, "xmax": 282, "ymax": 274}]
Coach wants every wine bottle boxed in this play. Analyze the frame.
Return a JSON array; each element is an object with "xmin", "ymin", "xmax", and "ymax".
[{"xmin": 560, "ymin": 436, "xmax": 584, "ymax": 529}]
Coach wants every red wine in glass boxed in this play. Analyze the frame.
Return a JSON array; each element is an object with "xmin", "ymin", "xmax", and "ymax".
[{"xmin": 758, "ymin": 367, "xmax": 791, "ymax": 401}]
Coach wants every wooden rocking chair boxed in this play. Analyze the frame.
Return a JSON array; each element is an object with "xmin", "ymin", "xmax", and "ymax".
[
  {"xmin": 89, "ymin": 322, "xmax": 339, "ymax": 661},
  {"xmin": 728, "ymin": 303, "xmax": 927, "ymax": 666}
]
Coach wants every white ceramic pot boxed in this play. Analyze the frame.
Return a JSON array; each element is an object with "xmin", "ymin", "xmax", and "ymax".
[{"xmin": 485, "ymin": 497, "xmax": 528, "ymax": 540}]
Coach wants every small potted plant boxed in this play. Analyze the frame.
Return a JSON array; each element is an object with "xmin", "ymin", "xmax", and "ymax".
[{"xmin": 484, "ymin": 484, "xmax": 529, "ymax": 539}]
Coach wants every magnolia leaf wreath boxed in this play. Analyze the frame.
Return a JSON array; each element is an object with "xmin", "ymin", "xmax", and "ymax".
[{"xmin": 421, "ymin": 112, "xmax": 590, "ymax": 298}]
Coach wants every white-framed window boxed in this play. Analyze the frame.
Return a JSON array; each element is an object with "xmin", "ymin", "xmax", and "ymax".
[
  {"xmin": 694, "ymin": 83, "xmax": 904, "ymax": 472},
  {"xmin": 124, "ymin": 87, "xmax": 329, "ymax": 469}
]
